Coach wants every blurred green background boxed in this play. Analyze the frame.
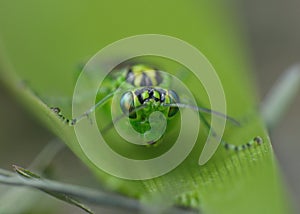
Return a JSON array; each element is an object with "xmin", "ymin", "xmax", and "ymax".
[{"xmin": 0, "ymin": 0, "xmax": 299, "ymax": 213}]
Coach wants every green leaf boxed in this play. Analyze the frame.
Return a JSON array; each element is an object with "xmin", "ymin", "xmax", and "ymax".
[{"xmin": 0, "ymin": 1, "xmax": 292, "ymax": 213}]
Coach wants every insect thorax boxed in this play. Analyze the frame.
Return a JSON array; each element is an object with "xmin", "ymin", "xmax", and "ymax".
[{"xmin": 125, "ymin": 64, "xmax": 163, "ymax": 87}]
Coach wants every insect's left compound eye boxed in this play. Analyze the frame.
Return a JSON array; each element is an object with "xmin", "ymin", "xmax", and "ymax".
[
  {"xmin": 167, "ymin": 90, "xmax": 180, "ymax": 118},
  {"xmin": 120, "ymin": 91, "xmax": 137, "ymax": 119}
]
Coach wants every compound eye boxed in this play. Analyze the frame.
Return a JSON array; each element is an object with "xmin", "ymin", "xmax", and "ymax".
[
  {"xmin": 120, "ymin": 91, "xmax": 137, "ymax": 119},
  {"xmin": 167, "ymin": 90, "xmax": 180, "ymax": 118}
]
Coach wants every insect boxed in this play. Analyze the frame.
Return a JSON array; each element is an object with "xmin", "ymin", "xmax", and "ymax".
[{"xmin": 51, "ymin": 63, "xmax": 263, "ymax": 149}]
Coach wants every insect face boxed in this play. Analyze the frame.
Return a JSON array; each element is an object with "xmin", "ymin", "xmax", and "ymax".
[{"xmin": 120, "ymin": 87, "xmax": 180, "ymax": 134}]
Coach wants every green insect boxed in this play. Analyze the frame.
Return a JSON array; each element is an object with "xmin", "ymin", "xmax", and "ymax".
[{"xmin": 51, "ymin": 63, "xmax": 263, "ymax": 149}]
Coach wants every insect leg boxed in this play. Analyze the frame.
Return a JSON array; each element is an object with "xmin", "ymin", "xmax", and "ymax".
[
  {"xmin": 198, "ymin": 111, "xmax": 263, "ymax": 151},
  {"xmin": 51, "ymin": 92, "xmax": 115, "ymax": 126}
]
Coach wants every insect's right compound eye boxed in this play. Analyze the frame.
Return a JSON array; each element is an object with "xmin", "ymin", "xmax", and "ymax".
[
  {"xmin": 120, "ymin": 91, "xmax": 137, "ymax": 119},
  {"xmin": 167, "ymin": 90, "xmax": 180, "ymax": 118}
]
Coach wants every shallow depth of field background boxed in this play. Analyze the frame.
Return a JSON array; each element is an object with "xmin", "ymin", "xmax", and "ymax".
[
  {"xmin": 0, "ymin": 0, "xmax": 299, "ymax": 213},
  {"xmin": 240, "ymin": 1, "xmax": 300, "ymax": 212}
]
